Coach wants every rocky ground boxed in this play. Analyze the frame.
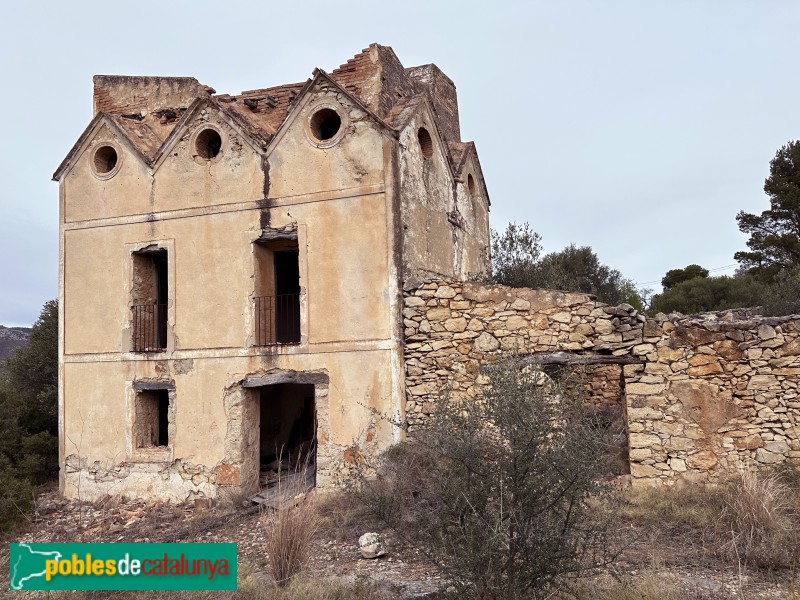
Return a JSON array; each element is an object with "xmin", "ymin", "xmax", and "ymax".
[
  {"xmin": 1, "ymin": 488, "xmax": 441, "ymax": 598},
  {"xmin": 0, "ymin": 487, "xmax": 796, "ymax": 599}
]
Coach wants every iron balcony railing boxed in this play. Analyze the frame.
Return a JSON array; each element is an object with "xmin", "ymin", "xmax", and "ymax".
[
  {"xmin": 131, "ymin": 304, "xmax": 167, "ymax": 352},
  {"xmin": 254, "ymin": 294, "xmax": 301, "ymax": 346}
]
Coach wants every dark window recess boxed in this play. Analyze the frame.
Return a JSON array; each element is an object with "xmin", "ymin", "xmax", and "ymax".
[
  {"xmin": 274, "ymin": 251, "xmax": 300, "ymax": 344},
  {"xmin": 195, "ymin": 128, "xmax": 222, "ymax": 159},
  {"xmin": 259, "ymin": 384, "xmax": 316, "ymax": 487},
  {"xmin": 135, "ymin": 389, "xmax": 170, "ymax": 448},
  {"xmin": 254, "ymin": 245, "xmax": 301, "ymax": 346},
  {"xmin": 157, "ymin": 391, "xmax": 169, "ymax": 446},
  {"xmin": 132, "ymin": 249, "xmax": 168, "ymax": 352},
  {"xmin": 309, "ymin": 108, "xmax": 341, "ymax": 142}
]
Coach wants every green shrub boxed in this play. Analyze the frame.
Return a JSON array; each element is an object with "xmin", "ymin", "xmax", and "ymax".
[
  {"xmin": 0, "ymin": 469, "xmax": 34, "ymax": 532},
  {"xmin": 353, "ymin": 359, "xmax": 616, "ymax": 599}
]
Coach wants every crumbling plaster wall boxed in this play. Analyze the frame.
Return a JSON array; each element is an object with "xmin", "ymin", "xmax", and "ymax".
[
  {"xmin": 399, "ymin": 115, "xmax": 488, "ymax": 281},
  {"xmin": 402, "ymin": 279, "xmax": 800, "ymax": 486},
  {"xmin": 60, "ymin": 78, "xmax": 403, "ymax": 502},
  {"xmin": 62, "ymin": 349, "xmax": 396, "ymax": 502}
]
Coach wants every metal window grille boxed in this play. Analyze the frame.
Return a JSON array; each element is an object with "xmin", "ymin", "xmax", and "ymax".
[
  {"xmin": 254, "ymin": 294, "xmax": 300, "ymax": 346},
  {"xmin": 131, "ymin": 304, "xmax": 167, "ymax": 352}
]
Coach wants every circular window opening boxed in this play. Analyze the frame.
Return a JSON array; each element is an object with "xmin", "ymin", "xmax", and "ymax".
[
  {"xmin": 309, "ymin": 108, "xmax": 342, "ymax": 142},
  {"xmin": 195, "ymin": 128, "xmax": 222, "ymax": 159},
  {"xmin": 93, "ymin": 145, "xmax": 118, "ymax": 175},
  {"xmin": 418, "ymin": 128, "xmax": 433, "ymax": 159},
  {"xmin": 467, "ymin": 174, "xmax": 476, "ymax": 196}
]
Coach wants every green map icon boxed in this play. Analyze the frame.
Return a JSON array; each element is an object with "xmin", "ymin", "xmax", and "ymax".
[{"xmin": 10, "ymin": 543, "xmax": 63, "ymax": 590}]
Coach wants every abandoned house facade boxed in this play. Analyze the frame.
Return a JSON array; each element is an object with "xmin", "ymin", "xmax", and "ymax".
[
  {"xmin": 56, "ymin": 45, "xmax": 800, "ymax": 503},
  {"xmin": 55, "ymin": 44, "xmax": 490, "ymax": 502}
]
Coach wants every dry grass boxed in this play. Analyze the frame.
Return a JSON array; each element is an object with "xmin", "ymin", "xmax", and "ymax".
[
  {"xmin": 620, "ymin": 483, "xmax": 727, "ymax": 530},
  {"xmin": 572, "ymin": 572, "xmax": 731, "ymax": 600},
  {"xmin": 315, "ymin": 489, "xmax": 379, "ymax": 541},
  {"xmin": 263, "ymin": 468, "xmax": 318, "ymax": 587},
  {"xmin": 25, "ymin": 572, "xmax": 385, "ymax": 599},
  {"xmin": 720, "ymin": 469, "xmax": 799, "ymax": 570}
]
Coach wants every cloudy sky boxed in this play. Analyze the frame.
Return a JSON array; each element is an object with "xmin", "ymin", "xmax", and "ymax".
[{"xmin": 2, "ymin": 1, "xmax": 799, "ymax": 326}]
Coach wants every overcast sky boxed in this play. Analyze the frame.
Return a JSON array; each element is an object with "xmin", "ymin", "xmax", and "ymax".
[{"xmin": 2, "ymin": 1, "xmax": 798, "ymax": 326}]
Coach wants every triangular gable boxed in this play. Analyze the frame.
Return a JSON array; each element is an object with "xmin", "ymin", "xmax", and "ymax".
[
  {"xmin": 150, "ymin": 96, "xmax": 271, "ymax": 171},
  {"xmin": 389, "ymin": 94, "xmax": 457, "ymax": 180},
  {"xmin": 264, "ymin": 69, "xmax": 398, "ymax": 157},
  {"xmin": 456, "ymin": 142, "xmax": 491, "ymax": 208},
  {"xmin": 52, "ymin": 113, "xmax": 155, "ymax": 181}
]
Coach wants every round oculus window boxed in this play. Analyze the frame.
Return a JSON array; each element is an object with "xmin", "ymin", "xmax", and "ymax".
[
  {"xmin": 306, "ymin": 103, "xmax": 348, "ymax": 147},
  {"xmin": 194, "ymin": 128, "xmax": 223, "ymax": 160},
  {"xmin": 91, "ymin": 144, "xmax": 121, "ymax": 179}
]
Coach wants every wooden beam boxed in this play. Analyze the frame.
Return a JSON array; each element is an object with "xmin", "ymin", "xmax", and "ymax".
[
  {"xmin": 242, "ymin": 369, "xmax": 328, "ymax": 388},
  {"xmin": 514, "ymin": 352, "xmax": 641, "ymax": 367},
  {"xmin": 134, "ymin": 379, "xmax": 175, "ymax": 391},
  {"xmin": 256, "ymin": 228, "xmax": 298, "ymax": 243}
]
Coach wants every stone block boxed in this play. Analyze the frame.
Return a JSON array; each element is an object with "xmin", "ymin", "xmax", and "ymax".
[
  {"xmin": 444, "ymin": 317, "xmax": 468, "ymax": 332},
  {"xmin": 434, "ymin": 286, "xmax": 457, "ymax": 299},
  {"xmin": 630, "ymin": 463, "xmax": 661, "ymax": 478},
  {"xmin": 213, "ymin": 464, "xmax": 241, "ymax": 486},
  {"xmin": 734, "ymin": 435, "xmax": 763, "ymax": 450},
  {"xmin": 426, "ymin": 307, "xmax": 451, "ymax": 321},
  {"xmin": 474, "ymin": 332, "xmax": 500, "ymax": 352},
  {"xmin": 629, "ymin": 433, "xmax": 662, "ymax": 448},
  {"xmin": 510, "ymin": 298, "xmax": 531, "ymax": 311},
  {"xmin": 688, "ymin": 354, "xmax": 720, "ymax": 366},
  {"xmin": 658, "ymin": 346, "xmax": 684, "ymax": 361},
  {"xmin": 747, "ymin": 375, "xmax": 779, "ymax": 390},
  {"xmin": 758, "ymin": 323, "xmax": 777, "ymax": 340},
  {"xmin": 669, "ymin": 457, "xmax": 687, "ymax": 472},
  {"xmin": 627, "ymin": 383, "xmax": 666, "ymax": 395},
  {"xmin": 404, "ymin": 296, "xmax": 426, "ymax": 307},
  {"xmin": 505, "ymin": 315, "xmax": 528, "ymax": 331},
  {"xmin": 687, "ymin": 450, "xmax": 718, "ymax": 470},
  {"xmin": 686, "ymin": 362, "xmax": 723, "ymax": 376},
  {"xmin": 551, "ymin": 311, "xmax": 572, "ymax": 324},
  {"xmin": 755, "ymin": 448, "xmax": 784, "ymax": 464}
]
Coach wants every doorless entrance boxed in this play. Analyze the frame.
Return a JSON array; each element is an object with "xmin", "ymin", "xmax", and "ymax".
[{"xmin": 258, "ymin": 383, "xmax": 316, "ymax": 488}]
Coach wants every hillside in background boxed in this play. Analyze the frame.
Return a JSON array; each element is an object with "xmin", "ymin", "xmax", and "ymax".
[{"xmin": 0, "ymin": 325, "xmax": 31, "ymax": 363}]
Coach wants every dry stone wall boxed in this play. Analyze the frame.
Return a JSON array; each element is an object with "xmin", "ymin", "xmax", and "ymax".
[
  {"xmin": 402, "ymin": 279, "xmax": 800, "ymax": 486},
  {"xmin": 625, "ymin": 310, "xmax": 800, "ymax": 485},
  {"xmin": 402, "ymin": 279, "xmax": 644, "ymax": 429}
]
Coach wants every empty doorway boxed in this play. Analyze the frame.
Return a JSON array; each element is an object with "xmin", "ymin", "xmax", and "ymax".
[{"xmin": 259, "ymin": 383, "xmax": 316, "ymax": 488}]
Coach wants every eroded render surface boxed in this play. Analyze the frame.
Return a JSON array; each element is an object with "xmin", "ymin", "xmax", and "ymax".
[{"xmin": 56, "ymin": 44, "xmax": 490, "ymax": 501}]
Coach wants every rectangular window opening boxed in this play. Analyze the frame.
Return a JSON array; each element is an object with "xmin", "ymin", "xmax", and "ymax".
[
  {"xmin": 135, "ymin": 388, "xmax": 171, "ymax": 448},
  {"xmin": 254, "ymin": 240, "xmax": 300, "ymax": 346},
  {"xmin": 131, "ymin": 247, "xmax": 168, "ymax": 352}
]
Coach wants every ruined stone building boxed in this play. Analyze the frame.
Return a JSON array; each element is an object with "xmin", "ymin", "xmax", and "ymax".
[
  {"xmin": 56, "ymin": 45, "xmax": 800, "ymax": 503},
  {"xmin": 54, "ymin": 44, "xmax": 490, "ymax": 502}
]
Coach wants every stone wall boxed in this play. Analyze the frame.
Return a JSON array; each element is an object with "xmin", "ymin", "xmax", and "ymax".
[
  {"xmin": 402, "ymin": 279, "xmax": 644, "ymax": 429},
  {"xmin": 625, "ymin": 310, "xmax": 800, "ymax": 484},
  {"xmin": 402, "ymin": 279, "xmax": 800, "ymax": 486}
]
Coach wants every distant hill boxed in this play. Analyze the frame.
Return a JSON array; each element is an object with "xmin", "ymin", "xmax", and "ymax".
[{"xmin": 0, "ymin": 326, "xmax": 31, "ymax": 364}]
